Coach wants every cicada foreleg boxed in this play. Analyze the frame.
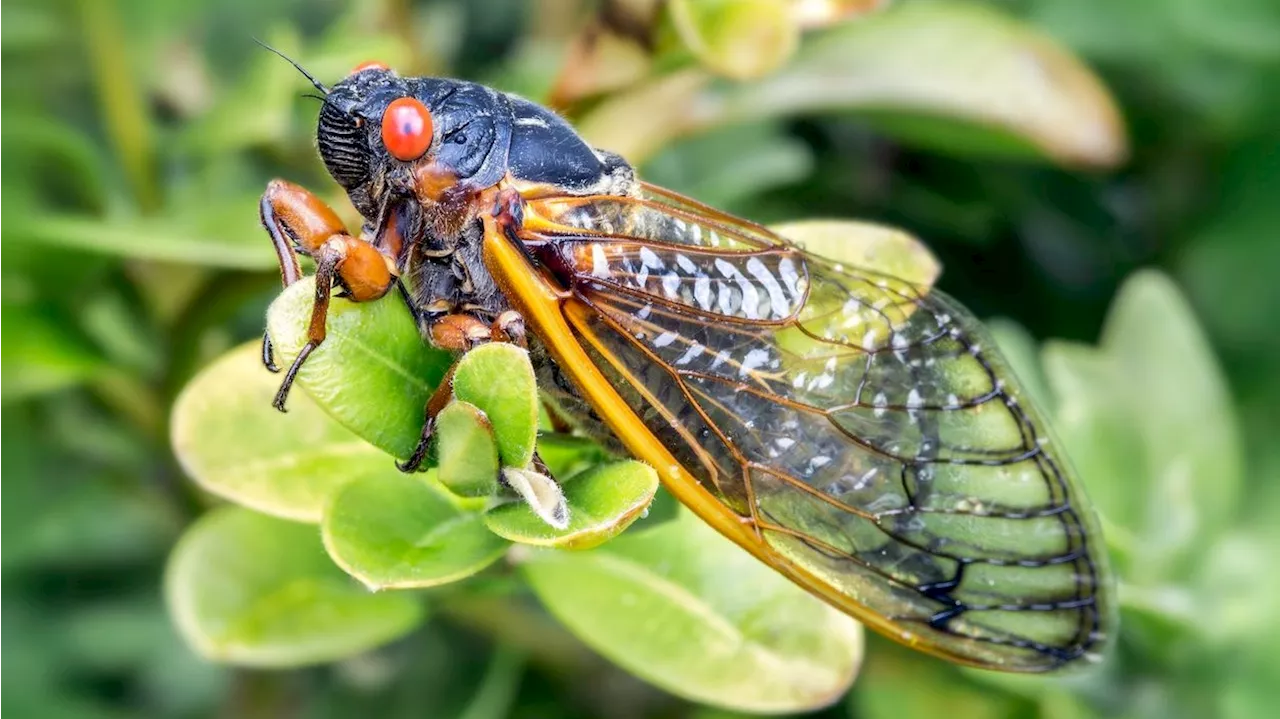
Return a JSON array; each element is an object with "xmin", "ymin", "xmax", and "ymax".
[{"xmin": 259, "ymin": 179, "xmax": 397, "ymax": 411}]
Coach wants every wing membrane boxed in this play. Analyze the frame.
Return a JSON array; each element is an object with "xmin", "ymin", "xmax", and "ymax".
[{"xmin": 505, "ymin": 182, "xmax": 1113, "ymax": 671}]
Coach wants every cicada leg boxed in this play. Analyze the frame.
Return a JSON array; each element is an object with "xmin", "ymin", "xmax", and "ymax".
[
  {"xmin": 399, "ymin": 186, "xmax": 533, "ymax": 472},
  {"xmin": 397, "ymin": 309, "xmax": 528, "ymax": 472},
  {"xmin": 259, "ymin": 179, "xmax": 397, "ymax": 411}
]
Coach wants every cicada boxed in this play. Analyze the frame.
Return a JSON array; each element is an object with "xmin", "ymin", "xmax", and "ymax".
[{"xmin": 258, "ymin": 56, "xmax": 1114, "ymax": 673}]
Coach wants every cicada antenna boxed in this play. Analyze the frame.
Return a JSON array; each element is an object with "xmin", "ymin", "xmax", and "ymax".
[{"xmin": 252, "ymin": 37, "xmax": 329, "ymax": 95}]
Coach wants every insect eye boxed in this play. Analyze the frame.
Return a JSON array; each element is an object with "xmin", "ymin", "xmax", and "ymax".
[
  {"xmin": 380, "ymin": 96, "xmax": 433, "ymax": 162},
  {"xmin": 350, "ymin": 60, "xmax": 389, "ymax": 75}
]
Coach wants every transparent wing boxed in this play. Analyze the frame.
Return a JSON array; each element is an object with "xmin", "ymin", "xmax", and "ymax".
[{"xmin": 512, "ymin": 183, "xmax": 1114, "ymax": 671}]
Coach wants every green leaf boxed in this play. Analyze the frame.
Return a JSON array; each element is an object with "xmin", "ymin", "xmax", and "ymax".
[
  {"xmin": 666, "ymin": 0, "xmax": 799, "ymax": 80},
  {"xmin": 451, "ymin": 343, "xmax": 539, "ymax": 468},
  {"xmin": 165, "ymin": 507, "xmax": 423, "ymax": 667},
  {"xmin": 1100, "ymin": 271, "xmax": 1242, "ymax": 571},
  {"xmin": 266, "ymin": 277, "xmax": 454, "ymax": 460},
  {"xmin": 485, "ymin": 460, "xmax": 659, "ymax": 550},
  {"xmin": 0, "ymin": 303, "xmax": 105, "ymax": 402},
  {"xmin": 321, "ymin": 473, "xmax": 510, "ymax": 590},
  {"xmin": 1193, "ymin": 529, "xmax": 1280, "ymax": 646},
  {"xmin": 1041, "ymin": 342, "xmax": 1146, "ymax": 540},
  {"xmin": 580, "ymin": 2, "xmax": 1126, "ymax": 168},
  {"xmin": 521, "ymin": 510, "xmax": 862, "ymax": 712},
  {"xmin": 13, "ymin": 210, "xmax": 276, "ymax": 269},
  {"xmin": 851, "ymin": 642, "xmax": 1032, "ymax": 719},
  {"xmin": 434, "ymin": 401, "xmax": 501, "ymax": 498},
  {"xmin": 1042, "ymin": 270, "xmax": 1242, "ymax": 584},
  {"xmin": 171, "ymin": 342, "xmax": 389, "ymax": 522},
  {"xmin": 736, "ymin": 2, "xmax": 1127, "ymax": 166}
]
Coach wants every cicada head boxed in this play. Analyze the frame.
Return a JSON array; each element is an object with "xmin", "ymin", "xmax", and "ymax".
[{"xmin": 315, "ymin": 64, "xmax": 513, "ymax": 220}]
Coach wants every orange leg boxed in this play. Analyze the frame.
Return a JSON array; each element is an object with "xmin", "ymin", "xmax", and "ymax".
[
  {"xmin": 259, "ymin": 179, "xmax": 397, "ymax": 411},
  {"xmin": 398, "ymin": 309, "xmax": 528, "ymax": 472}
]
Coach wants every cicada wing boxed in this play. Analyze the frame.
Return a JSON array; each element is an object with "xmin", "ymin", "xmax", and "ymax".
[{"xmin": 488, "ymin": 182, "xmax": 1114, "ymax": 672}]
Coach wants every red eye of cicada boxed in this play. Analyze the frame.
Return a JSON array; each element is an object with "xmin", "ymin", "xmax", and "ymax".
[
  {"xmin": 381, "ymin": 96, "xmax": 433, "ymax": 162},
  {"xmin": 349, "ymin": 60, "xmax": 389, "ymax": 74}
]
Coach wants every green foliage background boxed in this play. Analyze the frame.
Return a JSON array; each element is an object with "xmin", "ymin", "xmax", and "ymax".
[{"xmin": 4, "ymin": 0, "xmax": 1279, "ymax": 717}]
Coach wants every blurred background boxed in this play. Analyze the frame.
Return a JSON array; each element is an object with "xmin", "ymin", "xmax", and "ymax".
[{"xmin": 4, "ymin": 0, "xmax": 1279, "ymax": 717}]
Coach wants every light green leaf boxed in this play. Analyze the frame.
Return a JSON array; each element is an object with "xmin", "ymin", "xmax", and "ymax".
[
  {"xmin": 521, "ymin": 510, "xmax": 862, "ymax": 712},
  {"xmin": 485, "ymin": 460, "xmax": 659, "ymax": 550},
  {"xmin": 14, "ymin": 208, "xmax": 276, "ymax": 269},
  {"xmin": 266, "ymin": 277, "xmax": 454, "ymax": 460},
  {"xmin": 434, "ymin": 401, "xmax": 501, "ymax": 498},
  {"xmin": 1100, "ymin": 271, "xmax": 1241, "ymax": 571},
  {"xmin": 1041, "ymin": 270, "xmax": 1241, "ymax": 585},
  {"xmin": 451, "ymin": 343, "xmax": 539, "ymax": 468},
  {"xmin": 1193, "ymin": 529, "xmax": 1280, "ymax": 646},
  {"xmin": 1041, "ymin": 342, "xmax": 1146, "ymax": 540},
  {"xmin": 171, "ymin": 342, "xmax": 389, "ymax": 522},
  {"xmin": 667, "ymin": 0, "xmax": 799, "ymax": 81},
  {"xmin": 321, "ymin": 473, "xmax": 510, "ymax": 590},
  {"xmin": 729, "ymin": 2, "xmax": 1127, "ymax": 166},
  {"xmin": 165, "ymin": 507, "xmax": 422, "ymax": 667}
]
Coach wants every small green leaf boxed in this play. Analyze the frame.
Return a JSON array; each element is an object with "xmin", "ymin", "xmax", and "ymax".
[
  {"xmin": 485, "ymin": 460, "xmax": 659, "ymax": 550},
  {"xmin": 434, "ymin": 401, "xmax": 501, "ymax": 498},
  {"xmin": 451, "ymin": 343, "xmax": 538, "ymax": 468},
  {"xmin": 171, "ymin": 342, "xmax": 388, "ymax": 522},
  {"xmin": 165, "ymin": 507, "xmax": 422, "ymax": 667},
  {"xmin": 1101, "ymin": 271, "xmax": 1241, "ymax": 553},
  {"xmin": 321, "ymin": 473, "xmax": 510, "ymax": 590},
  {"xmin": 667, "ymin": 0, "xmax": 799, "ymax": 81},
  {"xmin": 266, "ymin": 277, "xmax": 454, "ymax": 460},
  {"xmin": 522, "ymin": 510, "xmax": 862, "ymax": 712}
]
